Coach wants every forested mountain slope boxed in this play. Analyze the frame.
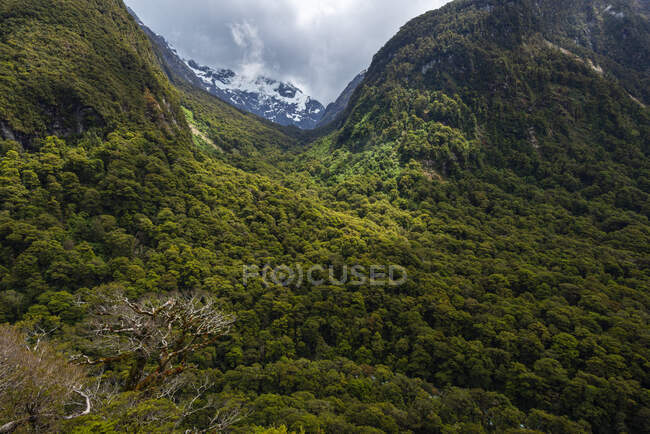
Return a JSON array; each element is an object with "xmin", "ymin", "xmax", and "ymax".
[
  {"xmin": 291, "ymin": 0, "xmax": 650, "ymax": 431},
  {"xmin": 0, "ymin": 0, "xmax": 648, "ymax": 433},
  {"xmin": 0, "ymin": 0, "xmax": 189, "ymax": 146},
  {"xmin": 332, "ymin": 0, "xmax": 648, "ymax": 182}
]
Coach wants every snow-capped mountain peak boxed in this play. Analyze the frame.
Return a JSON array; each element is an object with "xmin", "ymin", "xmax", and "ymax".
[
  {"xmin": 185, "ymin": 60, "xmax": 324, "ymax": 129},
  {"xmin": 127, "ymin": 7, "xmax": 362, "ymax": 130}
]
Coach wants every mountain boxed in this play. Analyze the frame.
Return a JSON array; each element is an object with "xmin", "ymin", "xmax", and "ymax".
[
  {"xmin": 0, "ymin": 0, "xmax": 186, "ymax": 147},
  {"xmin": 128, "ymin": 9, "xmax": 326, "ymax": 130},
  {"xmin": 185, "ymin": 59, "xmax": 326, "ymax": 129},
  {"xmin": 334, "ymin": 0, "xmax": 649, "ymax": 181},
  {"xmin": 295, "ymin": 0, "xmax": 650, "ymax": 430},
  {"xmin": 0, "ymin": 2, "xmax": 443, "ymax": 432},
  {"xmin": 1, "ymin": 0, "xmax": 649, "ymax": 433},
  {"xmin": 128, "ymin": 6, "xmax": 299, "ymax": 163},
  {"xmin": 128, "ymin": 8, "xmax": 208, "ymax": 92},
  {"xmin": 316, "ymin": 70, "xmax": 366, "ymax": 128}
]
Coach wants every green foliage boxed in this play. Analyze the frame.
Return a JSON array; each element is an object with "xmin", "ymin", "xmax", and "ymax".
[
  {"xmin": 0, "ymin": 0, "xmax": 649, "ymax": 432},
  {"xmin": 0, "ymin": 0, "xmax": 187, "ymax": 144},
  {"xmin": 180, "ymin": 86, "xmax": 298, "ymax": 161}
]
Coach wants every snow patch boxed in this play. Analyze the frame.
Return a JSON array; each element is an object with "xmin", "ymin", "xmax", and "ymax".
[{"xmin": 186, "ymin": 60, "xmax": 311, "ymax": 112}]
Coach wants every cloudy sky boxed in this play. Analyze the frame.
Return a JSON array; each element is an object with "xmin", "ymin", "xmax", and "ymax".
[{"xmin": 124, "ymin": 0, "xmax": 451, "ymax": 103}]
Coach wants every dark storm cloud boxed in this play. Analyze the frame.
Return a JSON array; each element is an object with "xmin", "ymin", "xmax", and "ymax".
[{"xmin": 124, "ymin": 0, "xmax": 450, "ymax": 103}]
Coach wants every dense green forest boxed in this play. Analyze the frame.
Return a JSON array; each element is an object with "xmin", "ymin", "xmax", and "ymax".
[{"xmin": 0, "ymin": 0, "xmax": 648, "ymax": 433}]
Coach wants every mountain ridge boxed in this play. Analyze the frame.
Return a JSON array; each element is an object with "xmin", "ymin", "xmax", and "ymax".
[
  {"xmin": 185, "ymin": 58, "xmax": 326, "ymax": 129},
  {"xmin": 334, "ymin": 0, "xmax": 648, "ymax": 182},
  {"xmin": 127, "ymin": 8, "xmax": 328, "ymax": 129},
  {"xmin": 316, "ymin": 70, "xmax": 367, "ymax": 128},
  {"xmin": 128, "ymin": 7, "xmax": 368, "ymax": 130}
]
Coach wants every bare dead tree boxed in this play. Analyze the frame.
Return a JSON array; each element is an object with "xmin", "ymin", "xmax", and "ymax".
[
  {"xmin": 200, "ymin": 403, "xmax": 250, "ymax": 433},
  {"xmin": 0, "ymin": 325, "xmax": 91, "ymax": 433},
  {"xmin": 74, "ymin": 291, "xmax": 235, "ymax": 392},
  {"xmin": 169, "ymin": 374, "xmax": 250, "ymax": 433},
  {"xmin": 1, "ymin": 293, "xmax": 238, "ymax": 433},
  {"xmin": 25, "ymin": 326, "xmax": 59, "ymax": 351}
]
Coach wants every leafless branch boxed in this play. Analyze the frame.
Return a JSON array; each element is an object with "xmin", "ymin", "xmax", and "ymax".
[
  {"xmin": 204, "ymin": 403, "xmax": 251, "ymax": 433},
  {"xmin": 63, "ymin": 389, "xmax": 91, "ymax": 420},
  {"xmin": 80, "ymin": 291, "xmax": 235, "ymax": 392},
  {"xmin": 0, "ymin": 325, "xmax": 88, "ymax": 433}
]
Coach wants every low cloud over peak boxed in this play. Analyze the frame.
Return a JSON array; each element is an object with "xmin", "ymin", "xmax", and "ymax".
[{"xmin": 125, "ymin": 0, "xmax": 450, "ymax": 103}]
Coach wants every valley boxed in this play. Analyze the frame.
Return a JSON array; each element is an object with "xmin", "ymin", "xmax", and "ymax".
[{"xmin": 0, "ymin": 0, "xmax": 648, "ymax": 432}]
